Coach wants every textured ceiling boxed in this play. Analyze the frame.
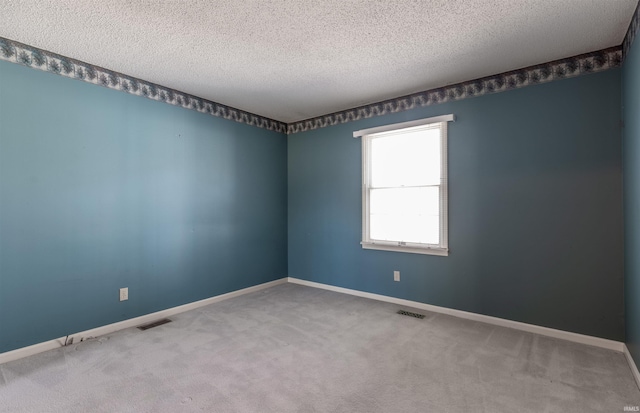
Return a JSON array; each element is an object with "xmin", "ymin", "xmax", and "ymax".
[{"xmin": 1, "ymin": 1, "xmax": 637, "ymax": 123}]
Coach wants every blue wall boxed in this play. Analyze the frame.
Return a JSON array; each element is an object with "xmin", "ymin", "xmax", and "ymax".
[
  {"xmin": 0, "ymin": 44, "xmax": 629, "ymax": 354},
  {"xmin": 0, "ymin": 60, "xmax": 288, "ymax": 353},
  {"xmin": 289, "ymin": 70, "xmax": 624, "ymax": 341},
  {"xmin": 624, "ymin": 33, "xmax": 640, "ymax": 367}
]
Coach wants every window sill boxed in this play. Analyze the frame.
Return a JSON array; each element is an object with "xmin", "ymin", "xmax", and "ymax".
[{"xmin": 361, "ymin": 242, "xmax": 449, "ymax": 256}]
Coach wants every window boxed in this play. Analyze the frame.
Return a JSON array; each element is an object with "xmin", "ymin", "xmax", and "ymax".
[{"xmin": 356, "ymin": 115, "xmax": 453, "ymax": 256}]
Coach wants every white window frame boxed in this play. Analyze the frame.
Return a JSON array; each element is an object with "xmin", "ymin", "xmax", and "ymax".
[{"xmin": 355, "ymin": 114, "xmax": 453, "ymax": 256}]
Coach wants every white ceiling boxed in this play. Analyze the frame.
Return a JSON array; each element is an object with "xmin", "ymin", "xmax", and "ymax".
[{"xmin": 1, "ymin": 1, "xmax": 637, "ymax": 123}]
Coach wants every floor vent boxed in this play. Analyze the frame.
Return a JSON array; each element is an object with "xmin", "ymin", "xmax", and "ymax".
[
  {"xmin": 397, "ymin": 310, "xmax": 425, "ymax": 319},
  {"xmin": 137, "ymin": 318, "xmax": 172, "ymax": 331}
]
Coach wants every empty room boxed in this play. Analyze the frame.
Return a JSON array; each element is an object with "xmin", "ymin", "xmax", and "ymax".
[{"xmin": 1, "ymin": 0, "xmax": 640, "ymax": 411}]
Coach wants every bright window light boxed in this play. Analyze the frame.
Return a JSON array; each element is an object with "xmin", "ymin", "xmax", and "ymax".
[{"xmin": 360, "ymin": 116, "xmax": 451, "ymax": 256}]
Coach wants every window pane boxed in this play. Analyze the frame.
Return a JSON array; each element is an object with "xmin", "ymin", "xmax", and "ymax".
[
  {"xmin": 370, "ymin": 187, "xmax": 440, "ymax": 244},
  {"xmin": 370, "ymin": 127, "xmax": 440, "ymax": 188}
]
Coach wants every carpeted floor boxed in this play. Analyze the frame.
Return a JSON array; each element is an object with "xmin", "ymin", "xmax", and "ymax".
[{"xmin": 0, "ymin": 283, "xmax": 638, "ymax": 412}]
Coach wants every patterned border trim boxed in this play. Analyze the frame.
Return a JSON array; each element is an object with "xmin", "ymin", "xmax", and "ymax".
[
  {"xmin": 623, "ymin": 0, "xmax": 640, "ymax": 58},
  {"xmin": 287, "ymin": 47, "xmax": 622, "ymax": 134},
  {"xmin": 0, "ymin": 37, "xmax": 287, "ymax": 134},
  {"xmin": 0, "ymin": 36, "xmax": 625, "ymax": 136}
]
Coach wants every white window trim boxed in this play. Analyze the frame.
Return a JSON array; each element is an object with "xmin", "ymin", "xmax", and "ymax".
[
  {"xmin": 353, "ymin": 114, "xmax": 454, "ymax": 138},
  {"xmin": 359, "ymin": 114, "xmax": 453, "ymax": 256}
]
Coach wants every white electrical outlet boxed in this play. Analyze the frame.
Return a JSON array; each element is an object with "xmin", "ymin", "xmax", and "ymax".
[
  {"xmin": 119, "ymin": 287, "xmax": 128, "ymax": 301},
  {"xmin": 394, "ymin": 271, "xmax": 400, "ymax": 282}
]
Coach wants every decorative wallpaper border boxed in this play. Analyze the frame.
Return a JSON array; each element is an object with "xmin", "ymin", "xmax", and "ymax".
[
  {"xmin": 287, "ymin": 47, "xmax": 622, "ymax": 134},
  {"xmin": 0, "ymin": 37, "xmax": 287, "ymax": 134},
  {"xmin": 623, "ymin": 0, "xmax": 640, "ymax": 58},
  {"xmin": 0, "ymin": 35, "xmax": 630, "ymax": 136}
]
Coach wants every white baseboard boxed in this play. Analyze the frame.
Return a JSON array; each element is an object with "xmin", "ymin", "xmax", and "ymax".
[
  {"xmin": 624, "ymin": 345, "xmax": 640, "ymax": 390},
  {"xmin": 0, "ymin": 276, "xmax": 627, "ymax": 367},
  {"xmin": 0, "ymin": 278, "xmax": 287, "ymax": 366},
  {"xmin": 287, "ymin": 277, "xmax": 624, "ymax": 353}
]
